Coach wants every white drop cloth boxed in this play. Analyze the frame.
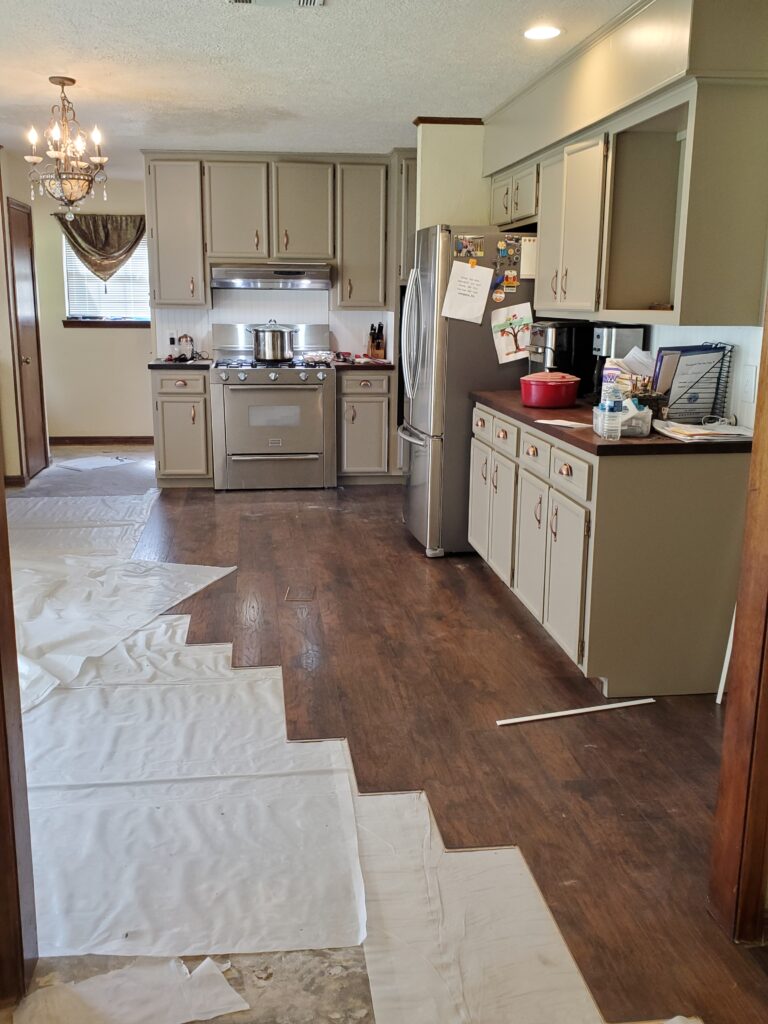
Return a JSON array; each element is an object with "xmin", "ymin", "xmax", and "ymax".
[
  {"xmin": 13, "ymin": 957, "xmax": 247, "ymax": 1024},
  {"xmin": 59, "ymin": 456, "xmax": 136, "ymax": 472}
]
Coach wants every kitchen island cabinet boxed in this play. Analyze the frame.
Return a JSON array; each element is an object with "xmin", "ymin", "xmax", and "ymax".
[{"xmin": 468, "ymin": 391, "xmax": 751, "ymax": 697}]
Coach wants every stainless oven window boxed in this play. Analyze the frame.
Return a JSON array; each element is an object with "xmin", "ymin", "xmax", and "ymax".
[
  {"xmin": 224, "ymin": 386, "xmax": 324, "ymax": 455},
  {"xmin": 248, "ymin": 404, "xmax": 302, "ymax": 427}
]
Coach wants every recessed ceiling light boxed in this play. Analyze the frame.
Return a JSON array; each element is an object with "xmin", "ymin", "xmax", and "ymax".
[{"xmin": 524, "ymin": 25, "xmax": 561, "ymax": 40}]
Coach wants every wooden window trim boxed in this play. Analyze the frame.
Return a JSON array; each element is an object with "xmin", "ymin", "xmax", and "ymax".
[{"xmin": 61, "ymin": 319, "xmax": 151, "ymax": 329}]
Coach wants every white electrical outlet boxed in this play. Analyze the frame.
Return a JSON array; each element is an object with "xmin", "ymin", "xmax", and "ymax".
[{"xmin": 741, "ymin": 364, "xmax": 758, "ymax": 404}]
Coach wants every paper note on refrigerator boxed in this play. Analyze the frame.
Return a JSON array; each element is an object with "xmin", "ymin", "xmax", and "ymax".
[
  {"xmin": 490, "ymin": 302, "xmax": 533, "ymax": 363},
  {"xmin": 440, "ymin": 260, "xmax": 493, "ymax": 324}
]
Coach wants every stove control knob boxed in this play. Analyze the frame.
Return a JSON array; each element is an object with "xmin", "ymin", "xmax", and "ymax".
[
  {"xmin": 219, "ymin": 371, "xmax": 230, "ymax": 381},
  {"xmin": 238, "ymin": 371, "xmax": 248, "ymax": 381},
  {"xmin": 299, "ymin": 371, "xmax": 309, "ymax": 382},
  {"xmin": 268, "ymin": 371, "xmax": 279, "ymax": 381},
  {"xmin": 317, "ymin": 372, "xmax": 327, "ymax": 382}
]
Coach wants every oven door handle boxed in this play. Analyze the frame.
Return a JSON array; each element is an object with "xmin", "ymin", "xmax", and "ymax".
[
  {"xmin": 230, "ymin": 454, "xmax": 321, "ymax": 462},
  {"xmin": 225, "ymin": 385, "xmax": 321, "ymax": 392}
]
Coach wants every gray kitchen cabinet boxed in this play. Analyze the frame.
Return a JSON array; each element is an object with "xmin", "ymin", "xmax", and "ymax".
[
  {"xmin": 271, "ymin": 161, "xmax": 334, "ymax": 259},
  {"xmin": 398, "ymin": 156, "xmax": 417, "ymax": 283},
  {"xmin": 513, "ymin": 469, "xmax": 550, "ymax": 621},
  {"xmin": 340, "ymin": 394, "xmax": 389, "ymax": 474},
  {"xmin": 488, "ymin": 451, "xmax": 517, "ymax": 586},
  {"xmin": 490, "ymin": 171, "xmax": 513, "ymax": 225},
  {"xmin": 151, "ymin": 370, "xmax": 212, "ymax": 486},
  {"xmin": 147, "ymin": 160, "xmax": 206, "ymax": 306},
  {"xmin": 543, "ymin": 489, "xmax": 589, "ymax": 663},
  {"xmin": 204, "ymin": 161, "xmax": 269, "ymax": 259},
  {"xmin": 468, "ymin": 437, "xmax": 491, "ymax": 559},
  {"xmin": 336, "ymin": 163, "xmax": 387, "ymax": 308}
]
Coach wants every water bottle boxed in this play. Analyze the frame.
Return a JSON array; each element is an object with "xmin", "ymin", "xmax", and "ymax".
[{"xmin": 600, "ymin": 383, "xmax": 623, "ymax": 440}]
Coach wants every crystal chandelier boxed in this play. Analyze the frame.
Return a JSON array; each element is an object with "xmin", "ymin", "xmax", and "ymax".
[{"xmin": 24, "ymin": 76, "xmax": 109, "ymax": 220}]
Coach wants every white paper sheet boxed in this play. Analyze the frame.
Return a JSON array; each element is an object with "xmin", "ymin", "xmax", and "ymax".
[
  {"xmin": 440, "ymin": 260, "xmax": 493, "ymax": 323},
  {"xmin": 59, "ymin": 456, "xmax": 136, "ymax": 472},
  {"xmin": 13, "ymin": 957, "xmax": 248, "ymax": 1024}
]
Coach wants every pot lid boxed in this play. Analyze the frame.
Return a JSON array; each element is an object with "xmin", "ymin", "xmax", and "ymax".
[
  {"xmin": 250, "ymin": 322, "xmax": 299, "ymax": 333},
  {"xmin": 522, "ymin": 372, "xmax": 580, "ymax": 384}
]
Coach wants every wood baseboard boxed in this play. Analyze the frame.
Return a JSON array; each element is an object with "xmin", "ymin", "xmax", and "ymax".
[
  {"xmin": 48, "ymin": 436, "xmax": 154, "ymax": 446},
  {"xmin": 3, "ymin": 475, "xmax": 26, "ymax": 487}
]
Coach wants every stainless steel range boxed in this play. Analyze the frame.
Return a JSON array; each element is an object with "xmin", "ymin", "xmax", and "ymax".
[{"xmin": 210, "ymin": 324, "xmax": 336, "ymax": 490}]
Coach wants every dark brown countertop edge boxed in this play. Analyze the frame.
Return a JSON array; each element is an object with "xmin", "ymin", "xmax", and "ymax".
[
  {"xmin": 471, "ymin": 390, "xmax": 753, "ymax": 457},
  {"xmin": 148, "ymin": 361, "xmax": 212, "ymax": 370},
  {"xmin": 334, "ymin": 362, "xmax": 394, "ymax": 371}
]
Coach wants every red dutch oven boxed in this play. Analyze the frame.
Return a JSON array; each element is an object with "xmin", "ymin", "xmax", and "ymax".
[{"xmin": 520, "ymin": 371, "xmax": 580, "ymax": 408}]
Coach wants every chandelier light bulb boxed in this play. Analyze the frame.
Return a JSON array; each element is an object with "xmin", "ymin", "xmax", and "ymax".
[
  {"xmin": 27, "ymin": 126, "xmax": 39, "ymax": 146},
  {"xmin": 91, "ymin": 125, "xmax": 102, "ymax": 146},
  {"xmin": 51, "ymin": 121, "xmax": 61, "ymax": 141}
]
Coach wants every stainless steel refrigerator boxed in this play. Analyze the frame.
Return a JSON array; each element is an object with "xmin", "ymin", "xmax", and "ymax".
[{"xmin": 398, "ymin": 224, "xmax": 535, "ymax": 556}]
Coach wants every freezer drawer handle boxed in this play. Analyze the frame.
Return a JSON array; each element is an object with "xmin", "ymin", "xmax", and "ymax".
[
  {"xmin": 231, "ymin": 454, "xmax": 320, "ymax": 462},
  {"xmin": 496, "ymin": 428, "xmax": 508, "ymax": 440},
  {"xmin": 397, "ymin": 425, "xmax": 427, "ymax": 448},
  {"xmin": 558, "ymin": 463, "xmax": 574, "ymax": 477},
  {"xmin": 525, "ymin": 444, "xmax": 539, "ymax": 458}
]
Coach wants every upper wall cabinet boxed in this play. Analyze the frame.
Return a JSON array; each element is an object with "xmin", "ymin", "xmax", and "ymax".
[
  {"xmin": 490, "ymin": 162, "xmax": 538, "ymax": 225},
  {"xmin": 398, "ymin": 156, "xmax": 417, "ymax": 283},
  {"xmin": 534, "ymin": 136, "xmax": 607, "ymax": 314},
  {"xmin": 204, "ymin": 161, "xmax": 269, "ymax": 259},
  {"xmin": 490, "ymin": 171, "xmax": 513, "ymax": 225},
  {"xmin": 147, "ymin": 160, "xmax": 206, "ymax": 306},
  {"xmin": 336, "ymin": 163, "xmax": 387, "ymax": 309},
  {"xmin": 271, "ymin": 161, "xmax": 335, "ymax": 260}
]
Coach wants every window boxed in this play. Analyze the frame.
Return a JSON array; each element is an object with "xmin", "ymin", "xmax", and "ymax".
[{"xmin": 63, "ymin": 236, "xmax": 151, "ymax": 322}]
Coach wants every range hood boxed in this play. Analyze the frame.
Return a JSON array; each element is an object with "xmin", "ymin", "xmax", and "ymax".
[{"xmin": 210, "ymin": 264, "xmax": 332, "ymax": 290}]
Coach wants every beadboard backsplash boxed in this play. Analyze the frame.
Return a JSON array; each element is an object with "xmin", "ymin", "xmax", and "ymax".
[{"xmin": 153, "ymin": 290, "xmax": 395, "ymax": 360}]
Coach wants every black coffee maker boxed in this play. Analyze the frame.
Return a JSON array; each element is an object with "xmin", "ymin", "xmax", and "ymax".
[{"xmin": 528, "ymin": 321, "xmax": 595, "ymax": 395}]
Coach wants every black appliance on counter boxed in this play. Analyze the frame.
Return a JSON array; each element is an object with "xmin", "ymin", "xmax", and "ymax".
[{"xmin": 528, "ymin": 320, "xmax": 595, "ymax": 395}]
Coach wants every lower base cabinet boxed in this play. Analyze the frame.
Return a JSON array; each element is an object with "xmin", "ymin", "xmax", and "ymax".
[
  {"xmin": 151, "ymin": 370, "xmax": 213, "ymax": 486},
  {"xmin": 541, "ymin": 488, "xmax": 589, "ymax": 663},
  {"xmin": 468, "ymin": 438, "xmax": 517, "ymax": 586},
  {"xmin": 514, "ymin": 470, "xmax": 550, "ymax": 620},
  {"xmin": 338, "ymin": 372, "xmax": 392, "ymax": 476}
]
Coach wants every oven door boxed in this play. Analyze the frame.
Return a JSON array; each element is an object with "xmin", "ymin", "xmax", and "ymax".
[{"xmin": 224, "ymin": 385, "xmax": 324, "ymax": 455}]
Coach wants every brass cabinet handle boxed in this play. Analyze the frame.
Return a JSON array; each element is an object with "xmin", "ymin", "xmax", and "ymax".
[
  {"xmin": 350, "ymin": 404, "xmax": 357, "ymax": 424},
  {"xmin": 174, "ymin": 380, "xmax": 188, "ymax": 388},
  {"xmin": 550, "ymin": 505, "xmax": 559, "ymax": 541},
  {"xmin": 191, "ymin": 404, "xmax": 196, "ymax": 426},
  {"xmin": 558, "ymin": 463, "xmax": 574, "ymax": 477},
  {"xmin": 348, "ymin": 278, "xmax": 353, "ymax": 300},
  {"xmin": 534, "ymin": 493, "xmax": 542, "ymax": 528},
  {"xmin": 502, "ymin": 187, "xmax": 509, "ymax": 214},
  {"xmin": 551, "ymin": 269, "xmax": 558, "ymax": 300},
  {"xmin": 492, "ymin": 464, "xmax": 498, "ymax": 492},
  {"xmin": 481, "ymin": 457, "xmax": 488, "ymax": 483},
  {"xmin": 475, "ymin": 417, "xmax": 486, "ymax": 429},
  {"xmin": 561, "ymin": 267, "xmax": 568, "ymax": 299},
  {"xmin": 496, "ymin": 428, "xmax": 508, "ymax": 440},
  {"xmin": 190, "ymin": 276, "xmax": 195, "ymax": 296},
  {"xmin": 514, "ymin": 182, "xmax": 519, "ymax": 211},
  {"xmin": 526, "ymin": 444, "xmax": 539, "ymax": 458},
  {"xmin": 22, "ymin": 356, "xmax": 31, "ymax": 365},
  {"xmin": 283, "ymin": 228, "xmax": 289, "ymax": 250},
  {"xmin": 254, "ymin": 229, "xmax": 260, "ymax": 250},
  {"xmin": 360, "ymin": 379, "xmax": 372, "ymax": 389}
]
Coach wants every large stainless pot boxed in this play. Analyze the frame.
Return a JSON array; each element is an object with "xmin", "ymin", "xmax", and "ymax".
[{"xmin": 249, "ymin": 320, "xmax": 298, "ymax": 362}]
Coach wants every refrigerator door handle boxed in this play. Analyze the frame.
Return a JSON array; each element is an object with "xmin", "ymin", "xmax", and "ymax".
[
  {"xmin": 397, "ymin": 424, "xmax": 428, "ymax": 448},
  {"xmin": 401, "ymin": 269, "xmax": 418, "ymax": 399},
  {"xmin": 411, "ymin": 273, "xmax": 425, "ymax": 397}
]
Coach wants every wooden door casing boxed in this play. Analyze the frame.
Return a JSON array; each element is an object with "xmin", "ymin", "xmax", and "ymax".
[{"xmin": 7, "ymin": 200, "xmax": 48, "ymax": 479}]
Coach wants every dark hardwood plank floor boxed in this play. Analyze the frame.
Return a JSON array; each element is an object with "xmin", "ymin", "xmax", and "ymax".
[{"xmin": 108, "ymin": 484, "xmax": 768, "ymax": 1023}]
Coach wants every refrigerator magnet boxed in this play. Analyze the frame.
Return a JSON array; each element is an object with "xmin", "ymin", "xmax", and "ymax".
[
  {"xmin": 503, "ymin": 269, "xmax": 519, "ymax": 292},
  {"xmin": 454, "ymin": 234, "xmax": 485, "ymax": 259},
  {"xmin": 492, "ymin": 288, "xmax": 505, "ymax": 303}
]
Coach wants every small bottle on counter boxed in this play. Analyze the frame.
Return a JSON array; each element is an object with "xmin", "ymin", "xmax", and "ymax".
[{"xmin": 599, "ymin": 382, "xmax": 623, "ymax": 441}]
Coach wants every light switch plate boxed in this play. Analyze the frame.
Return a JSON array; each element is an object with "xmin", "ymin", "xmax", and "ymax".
[{"xmin": 741, "ymin": 364, "xmax": 758, "ymax": 404}]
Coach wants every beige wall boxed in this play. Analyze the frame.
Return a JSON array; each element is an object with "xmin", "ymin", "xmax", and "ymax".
[
  {"xmin": 0, "ymin": 158, "xmax": 152, "ymax": 476},
  {"xmin": 416, "ymin": 124, "xmax": 490, "ymax": 229}
]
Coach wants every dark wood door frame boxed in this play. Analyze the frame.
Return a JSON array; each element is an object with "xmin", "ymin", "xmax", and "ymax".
[
  {"xmin": 0, "ymin": 151, "xmax": 26, "ymax": 485},
  {"xmin": 0, "ymin": 461, "xmax": 37, "ymax": 1005},
  {"xmin": 6, "ymin": 197, "xmax": 48, "ymax": 482},
  {"xmin": 710, "ymin": 296, "xmax": 768, "ymax": 941}
]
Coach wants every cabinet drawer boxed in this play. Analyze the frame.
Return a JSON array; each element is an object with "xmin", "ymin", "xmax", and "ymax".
[
  {"xmin": 472, "ymin": 406, "xmax": 493, "ymax": 444},
  {"xmin": 550, "ymin": 447, "xmax": 591, "ymax": 502},
  {"xmin": 519, "ymin": 431, "xmax": 551, "ymax": 477},
  {"xmin": 492, "ymin": 417, "xmax": 518, "ymax": 458},
  {"xmin": 340, "ymin": 373, "xmax": 389, "ymax": 394},
  {"xmin": 155, "ymin": 373, "xmax": 207, "ymax": 395}
]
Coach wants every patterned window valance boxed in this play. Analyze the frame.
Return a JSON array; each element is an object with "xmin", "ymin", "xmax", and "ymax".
[{"xmin": 54, "ymin": 213, "xmax": 146, "ymax": 282}]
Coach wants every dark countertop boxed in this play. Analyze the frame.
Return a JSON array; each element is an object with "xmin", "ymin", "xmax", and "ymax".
[
  {"xmin": 148, "ymin": 360, "xmax": 212, "ymax": 370},
  {"xmin": 334, "ymin": 361, "xmax": 394, "ymax": 371},
  {"xmin": 471, "ymin": 390, "xmax": 753, "ymax": 457}
]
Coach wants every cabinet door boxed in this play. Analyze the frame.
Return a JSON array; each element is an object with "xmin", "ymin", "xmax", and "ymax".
[
  {"xmin": 340, "ymin": 396, "xmax": 388, "ymax": 473},
  {"xmin": 533, "ymin": 153, "xmax": 564, "ymax": 310},
  {"xmin": 399, "ymin": 157, "xmax": 417, "ymax": 283},
  {"xmin": 468, "ymin": 438, "xmax": 491, "ymax": 559},
  {"xmin": 559, "ymin": 136, "xmax": 607, "ymax": 311},
  {"xmin": 337, "ymin": 163, "xmax": 387, "ymax": 308},
  {"xmin": 512, "ymin": 164, "xmax": 538, "ymax": 221},
  {"xmin": 149, "ymin": 161, "xmax": 205, "ymax": 306},
  {"xmin": 490, "ymin": 172, "xmax": 513, "ymax": 225},
  {"xmin": 205, "ymin": 161, "xmax": 268, "ymax": 258},
  {"xmin": 155, "ymin": 397, "xmax": 208, "ymax": 477},
  {"xmin": 513, "ymin": 470, "xmax": 549, "ymax": 621},
  {"xmin": 543, "ymin": 490, "xmax": 589, "ymax": 662},
  {"xmin": 271, "ymin": 161, "xmax": 334, "ymax": 259},
  {"xmin": 488, "ymin": 452, "xmax": 516, "ymax": 586}
]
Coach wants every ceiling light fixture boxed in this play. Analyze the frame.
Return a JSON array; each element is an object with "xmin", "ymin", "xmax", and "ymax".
[
  {"xmin": 524, "ymin": 25, "xmax": 561, "ymax": 40},
  {"xmin": 23, "ymin": 76, "xmax": 109, "ymax": 220}
]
